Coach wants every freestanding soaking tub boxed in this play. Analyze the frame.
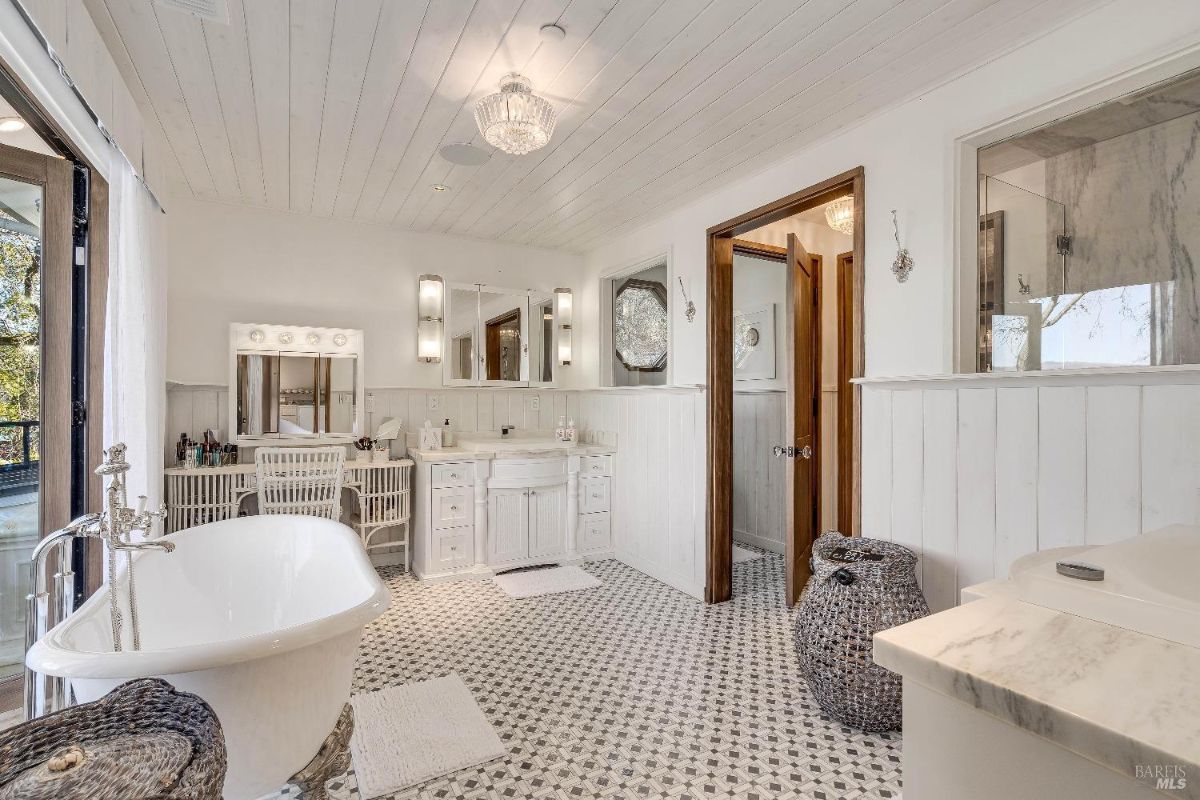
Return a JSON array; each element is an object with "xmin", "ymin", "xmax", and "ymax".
[{"xmin": 25, "ymin": 514, "xmax": 390, "ymax": 799}]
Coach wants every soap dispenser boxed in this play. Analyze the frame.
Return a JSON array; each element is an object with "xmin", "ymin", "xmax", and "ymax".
[{"xmin": 442, "ymin": 418, "xmax": 455, "ymax": 447}]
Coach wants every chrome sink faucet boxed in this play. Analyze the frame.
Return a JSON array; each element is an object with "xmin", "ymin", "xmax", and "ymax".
[{"xmin": 64, "ymin": 443, "xmax": 171, "ymax": 652}]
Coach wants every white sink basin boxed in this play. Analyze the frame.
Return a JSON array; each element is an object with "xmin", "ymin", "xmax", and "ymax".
[
  {"xmin": 1011, "ymin": 524, "xmax": 1200, "ymax": 648},
  {"xmin": 453, "ymin": 433, "xmax": 570, "ymax": 453}
]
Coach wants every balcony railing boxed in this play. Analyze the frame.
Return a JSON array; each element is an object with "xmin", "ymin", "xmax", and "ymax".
[{"xmin": 0, "ymin": 420, "xmax": 38, "ymax": 497}]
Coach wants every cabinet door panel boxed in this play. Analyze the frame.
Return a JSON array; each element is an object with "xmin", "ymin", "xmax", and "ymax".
[
  {"xmin": 529, "ymin": 484, "xmax": 567, "ymax": 559},
  {"xmin": 487, "ymin": 487, "xmax": 528, "ymax": 564},
  {"xmin": 580, "ymin": 477, "xmax": 611, "ymax": 514}
]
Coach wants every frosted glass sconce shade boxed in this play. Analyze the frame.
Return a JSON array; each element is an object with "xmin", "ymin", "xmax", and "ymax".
[
  {"xmin": 417, "ymin": 274, "xmax": 444, "ymax": 363},
  {"xmin": 555, "ymin": 287, "xmax": 573, "ymax": 366}
]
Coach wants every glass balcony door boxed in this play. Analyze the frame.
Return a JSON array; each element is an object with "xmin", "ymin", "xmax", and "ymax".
[{"xmin": 0, "ymin": 142, "xmax": 76, "ymax": 715}]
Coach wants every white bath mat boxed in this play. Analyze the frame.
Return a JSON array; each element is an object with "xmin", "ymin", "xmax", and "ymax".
[
  {"xmin": 349, "ymin": 674, "xmax": 504, "ymax": 799},
  {"xmin": 733, "ymin": 544, "xmax": 765, "ymax": 563},
  {"xmin": 492, "ymin": 565, "xmax": 602, "ymax": 598}
]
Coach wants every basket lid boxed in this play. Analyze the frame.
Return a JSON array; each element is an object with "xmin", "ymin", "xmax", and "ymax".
[{"xmin": 810, "ymin": 531, "xmax": 917, "ymax": 582}]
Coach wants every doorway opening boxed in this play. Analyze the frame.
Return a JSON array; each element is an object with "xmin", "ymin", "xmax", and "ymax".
[{"xmin": 706, "ymin": 168, "xmax": 864, "ymax": 606}]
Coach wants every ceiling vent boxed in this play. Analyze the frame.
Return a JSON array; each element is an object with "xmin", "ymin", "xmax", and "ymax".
[{"xmin": 153, "ymin": 0, "xmax": 229, "ymax": 24}]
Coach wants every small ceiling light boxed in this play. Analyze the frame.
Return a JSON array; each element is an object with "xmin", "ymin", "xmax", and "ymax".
[
  {"xmin": 539, "ymin": 23, "xmax": 566, "ymax": 42},
  {"xmin": 439, "ymin": 142, "xmax": 490, "ymax": 166},
  {"xmin": 0, "ymin": 117, "xmax": 26, "ymax": 133},
  {"xmin": 431, "ymin": 183, "xmax": 451, "ymax": 192},
  {"xmin": 474, "ymin": 72, "xmax": 557, "ymax": 155},
  {"xmin": 824, "ymin": 196, "xmax": 855, "ymax": 235}
]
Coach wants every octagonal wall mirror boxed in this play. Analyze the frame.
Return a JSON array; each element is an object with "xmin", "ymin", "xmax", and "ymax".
[{"xmin": 603, "ymin": 255, "xmax": 671, "ymax": 386}]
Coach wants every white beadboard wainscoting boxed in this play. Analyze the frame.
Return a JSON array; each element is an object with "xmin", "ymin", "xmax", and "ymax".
[
  {"xmin": 859, "ymin": 369, "xmax": 1200, "ymax": 613},
  {"xmin": 732, "ymin": 389, "xmax": 839, "ymax": 554},
  {"xmin": 166, "ymin": 384, "xmax": 708, "ymax": 600}
]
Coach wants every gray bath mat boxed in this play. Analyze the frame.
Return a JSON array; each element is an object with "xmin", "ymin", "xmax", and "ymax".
[{"xmin": 349, "ymin": 674, "xmax": 503, "ymax": 798}]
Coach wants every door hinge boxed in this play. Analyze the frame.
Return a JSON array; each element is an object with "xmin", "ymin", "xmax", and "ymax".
[{"xmin": 72, "ymin": 400, "xmax": 86, "ymax": 426}]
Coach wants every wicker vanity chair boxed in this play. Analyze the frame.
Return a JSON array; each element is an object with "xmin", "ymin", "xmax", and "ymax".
[{"xmin": 0, "ymin": 678, "xmax": 226, "ymax": 799}]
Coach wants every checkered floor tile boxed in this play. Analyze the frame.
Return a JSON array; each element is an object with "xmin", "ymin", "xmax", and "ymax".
[{"xmin": 272, "ymin": 549, "xmax": 903, "ymax": 799}]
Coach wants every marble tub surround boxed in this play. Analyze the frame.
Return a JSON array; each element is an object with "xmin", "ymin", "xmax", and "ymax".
[{"xmin": 874, "ymin": 595, "xmax": 1200, "ymax": 798}]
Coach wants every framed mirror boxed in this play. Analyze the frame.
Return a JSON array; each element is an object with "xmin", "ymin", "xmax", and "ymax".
[
  {"xmin": 479, "ymin": 286, "xmax": 529, "ymax": 386},
  {"xmin": 529, "ymin": 292, "xmax": 555, "ymax": 386},
  {"xmin": 444, "ymin": 284, "xmax": 479, "ymax": 386}
]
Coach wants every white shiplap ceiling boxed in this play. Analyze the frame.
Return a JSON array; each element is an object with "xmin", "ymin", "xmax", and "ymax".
[{"xmin": 87, "ymin": 0, "xmax": 1097, "ymax": 252}]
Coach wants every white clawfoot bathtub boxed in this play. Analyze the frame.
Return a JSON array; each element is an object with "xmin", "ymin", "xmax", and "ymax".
[{"xmin": 25, "ymin": 514, "xmax": 389, "ymax": 800}]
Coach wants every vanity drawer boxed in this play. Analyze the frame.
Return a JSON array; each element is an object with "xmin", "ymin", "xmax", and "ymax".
[
  {"xmin": 491, "ymin": 457, "xmax": 566, "ymax": 482},
  {"xmin": 579, "ymin": 455, "xmax": 612, "ymax": 477},
  {"xmin": 431, "ymin": 487, "xmax": 472, "ymax": 529},
  {"xmin": 432, "ymin": 462, "xmax": 473, "ymax": 488},
  {"xmin": 579, "ymin": 513, "xmax": 611, "ymax": 552},
  {"xmin": 580, "ymin": 477, "xmax": 610, "ymax": 514},
  {"xmin": 433, "ymin": 528, "xmax": 471, "ymax": 569}
]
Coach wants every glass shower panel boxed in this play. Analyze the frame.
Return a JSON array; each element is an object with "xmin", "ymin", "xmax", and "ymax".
[{"xmin": 979, "ymin": 176, "xmax": 1067, "ymax": 371}]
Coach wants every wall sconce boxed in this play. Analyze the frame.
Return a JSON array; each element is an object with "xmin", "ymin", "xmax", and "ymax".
[
  {"xmin": 417, "ymin": 274, "xmax": 444, "ymax": 363},
  {"xmin": 555, "ymin": 287, "xmax": 573, "ymax": 366}
]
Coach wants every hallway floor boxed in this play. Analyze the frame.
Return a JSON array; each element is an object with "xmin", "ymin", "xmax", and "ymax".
[{"xmin": 289, "ymin": 550, "xmax": 903, "ymax": 799}]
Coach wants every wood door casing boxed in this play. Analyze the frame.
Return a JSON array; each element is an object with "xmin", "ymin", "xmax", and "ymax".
[
  {"xmin": 836, "ymin": 252, "xmax": 855, "ymax": 535},
  {"xmin": 785, "ymin": 233, "xmax": 819, "ymax": 607}
]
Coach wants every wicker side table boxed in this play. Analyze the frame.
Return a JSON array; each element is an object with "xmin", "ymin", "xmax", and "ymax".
[
  {"xmin": 795, "ymin": 532, "xmax": 930, "ymax": 731},
  {"xmin": 0, "ymin": 678, "xmax": 226, "ymax": 799}
]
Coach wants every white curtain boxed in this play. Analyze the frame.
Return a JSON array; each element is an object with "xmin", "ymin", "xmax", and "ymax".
[{"xmin": 102, "ymin": 147, "xmax": 167, "ymax": 520}]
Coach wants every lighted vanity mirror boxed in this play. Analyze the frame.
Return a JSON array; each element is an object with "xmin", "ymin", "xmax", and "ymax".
[
  {"xmin": 444, "ymin": 284, "xmax": 545, "ymax": 387},
  {"xmin": 229, "ymin": 323, "xmax": 364, "ymax": 444}
]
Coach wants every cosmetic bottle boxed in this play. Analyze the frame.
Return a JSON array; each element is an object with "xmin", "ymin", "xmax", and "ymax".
[{"xmin": 442, "ymin": 418, "xmax": 455, "ymax": 447}]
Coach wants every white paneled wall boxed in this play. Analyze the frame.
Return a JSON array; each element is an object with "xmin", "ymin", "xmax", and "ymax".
[
  {"xmin": 861, "ymin": 375, "xmax": 1200, "ymax": 613},
  {"xmin": 166, "ymin": 384, "xmax": 708, "ymax": 599}
]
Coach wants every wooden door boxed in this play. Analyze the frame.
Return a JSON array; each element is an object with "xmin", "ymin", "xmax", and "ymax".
[
  {"xmin": 486, "ymin": 487, "xmax": 528, "ymax": 564},
  {"xmin": 528, "ymin": 484, "xmax": 567, "ymax": 559},
  {"xmin": 784, "ymin": 233, "xmax": 819, "ymax": 607}
]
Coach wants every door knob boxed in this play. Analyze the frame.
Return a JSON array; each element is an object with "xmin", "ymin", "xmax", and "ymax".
[{"xmin": 773, "ymin": 445, "xmax": 813, "ymax": 459}]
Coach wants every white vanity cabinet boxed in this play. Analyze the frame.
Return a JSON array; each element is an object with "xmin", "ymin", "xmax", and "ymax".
[{"xmin": 411, "ymin": 446, "xmax": 615, "ymax": 582}]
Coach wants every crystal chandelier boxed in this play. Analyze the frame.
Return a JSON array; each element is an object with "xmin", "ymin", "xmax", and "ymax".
[
  {"xmin": 474, "ymin": 73, "xmax": 557, "ymax": 155},
  {"xmin": 824, "ymin": 197, "xmax": 855, "ymax": 235}
]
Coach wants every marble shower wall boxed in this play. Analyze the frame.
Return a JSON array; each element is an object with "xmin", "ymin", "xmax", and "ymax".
[{"xmin": 1045, "ymin": 109, "xmax": 1200, "ymax": 362}]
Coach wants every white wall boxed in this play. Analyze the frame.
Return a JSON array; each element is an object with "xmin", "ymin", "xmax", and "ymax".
[
  {"xmin": 165, "ymin": 197, "xmax": 588, "ymax": 389},
  {"xmin": 580, "ymin": 0, "xmax": 1200, "ymax": 601}
]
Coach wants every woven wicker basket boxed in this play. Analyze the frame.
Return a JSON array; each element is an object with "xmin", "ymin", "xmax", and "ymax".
[
  {"xmin": 795, "ymin": 532, "xmax": 929, "ymax": 731},
  {"xmin": 0, "ymin": 678, "xmax": 226, "ymax": 799}
]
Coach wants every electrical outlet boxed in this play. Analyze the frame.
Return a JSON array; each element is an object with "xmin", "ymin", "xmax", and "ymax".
[
  {"xmin": 365, "ymin": 393, "xmax": 376, "ymax": 413},
  {"xmin": 428, "ymin": 394, "xmax": 440, "ymax": 411},
  {"xmin": 529, "ymin": 396, "xmax": 541, "ymax": 412}
]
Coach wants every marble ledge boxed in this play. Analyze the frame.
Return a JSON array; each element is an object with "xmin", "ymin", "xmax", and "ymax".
[
  {"xmin": 874, "ymin": 596, "xmax": 1200, "ymax": 798},
  {"xmin": 409, "ymin": 444, "xmax": 616, "ymax": 463}
]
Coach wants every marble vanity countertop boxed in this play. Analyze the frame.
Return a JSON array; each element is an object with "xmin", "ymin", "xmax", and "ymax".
[
  {"xmin": 409, "ymin": 444, "xmax": 616, "ymax": 462},
  {"xmin": 874, "ymin": 595, "xmax": 1200, "ymax": 797}
]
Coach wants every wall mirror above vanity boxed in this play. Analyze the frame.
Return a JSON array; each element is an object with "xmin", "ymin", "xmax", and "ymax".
[
  {"xmin": 230, "ymin": 323, "xmax": 365, "ymax": 444},
  {"xmin": 441, "ymin": 283, "xmax": 563, "ymax": 388}
]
